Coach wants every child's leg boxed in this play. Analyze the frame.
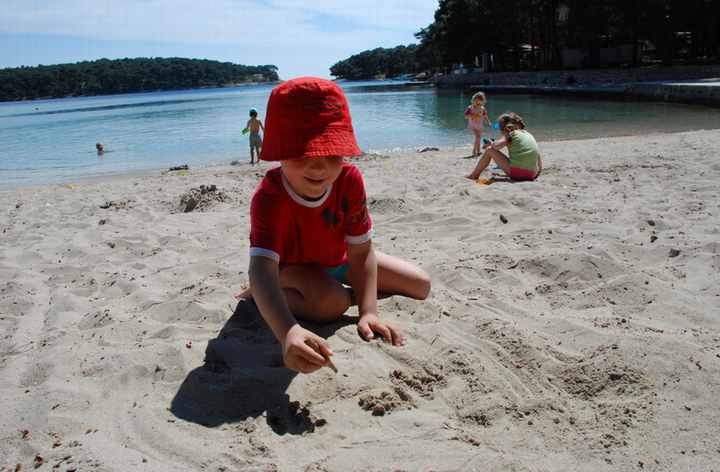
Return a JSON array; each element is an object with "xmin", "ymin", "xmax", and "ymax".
[
  {"xmin": 465, "ymin": 150, "xmax": 491, "ymax": 179},
  {"xmin": 474, "ymin": 130, "xmax": 482, "ymax": 156},
  {"xmin": 466, "ymin": 147, "xmax": 511, "ymax": 179},
  {"xmin": 236, "ymin": 254, "xmax": 430, "ymax": 320},
  {"xmin": 345, "ymin": 251, "xmax": 430, "ymax": 300},
  {"xmin": 278, "ymin": 265, "xmax": 351, "ymax": 322},
  {"xmin": 486, "ymin": 148, "xmax": 512, "ymax": 175},
  {"xmin": 376, "ymin": 252, "xmax": 431, "ymax": 300}
]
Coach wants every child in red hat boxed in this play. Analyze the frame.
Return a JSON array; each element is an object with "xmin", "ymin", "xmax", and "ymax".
[{"xmin": 238, "ymin": 77, "xmax": 431, "ymax": 374}]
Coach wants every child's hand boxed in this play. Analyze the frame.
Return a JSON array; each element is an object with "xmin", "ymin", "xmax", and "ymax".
[
  {"xmin": 282, "ymin": 324, "xmax": 334, "ymax": 374},
  {"xmin": 357, "ymin": 314, "xmax": 406, "ymax": 346}
]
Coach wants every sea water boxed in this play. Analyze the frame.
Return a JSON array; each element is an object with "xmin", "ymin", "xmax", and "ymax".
[{"xmin": 2, "ymin": 80, "xmax": 719, "ymax": 188}]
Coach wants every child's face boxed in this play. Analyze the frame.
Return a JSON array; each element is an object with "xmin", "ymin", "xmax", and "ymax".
[
  {"xmin": 281, "ymin": 156, "xmax": 344, "ymax": 199},
  {"xmin": 473, "ymin": 97, "xmax": 484, "ymax": 106}
]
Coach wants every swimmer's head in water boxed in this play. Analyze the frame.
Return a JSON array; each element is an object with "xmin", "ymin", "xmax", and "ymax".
[{"xmin": 96, "ymin": 142, "xmax": 104, "ymax": 151}]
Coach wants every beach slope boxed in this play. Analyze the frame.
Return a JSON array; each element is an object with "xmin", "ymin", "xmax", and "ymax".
[{"xmin": 2, "ymin": 130, "xmax": 719, "ymax": 471}]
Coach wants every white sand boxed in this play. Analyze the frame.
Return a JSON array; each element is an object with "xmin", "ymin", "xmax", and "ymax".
[{"xmin": 2, "ymin": 130, "xmax": 719, "ymax": 471}]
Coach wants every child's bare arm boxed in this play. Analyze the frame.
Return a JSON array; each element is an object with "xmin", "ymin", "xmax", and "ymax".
[
  {"xmin": 249, "ymin": 256, "xmax": 333, "ymax": 373},
  {"xmin": 346, "ymin": 241, "xmax": 405, "ymax": 346},
  {"xmin": 491, "ymin": 137, "xmax": 509, "ymax": 150},
  {"xmin": 346, "ymin": 240, "xmax": 378, "ymax": 319},
  {"xmin": 484, "ymin": 111, "xmax": 493, "ymax": 127}
]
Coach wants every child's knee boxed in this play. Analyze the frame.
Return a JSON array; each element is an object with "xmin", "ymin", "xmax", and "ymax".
[
  {"xmin": 309, "ymin": 288, "xmax": 351, "ymax": 320},
  {"xmin": 414, "ymin": 270, "xmax": 432, "ymax": 300}
]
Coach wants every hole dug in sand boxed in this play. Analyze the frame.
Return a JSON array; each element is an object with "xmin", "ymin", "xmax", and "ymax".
[{"xmin": 266, "ymin": 400, "xmax": 327, "ymax": 435}]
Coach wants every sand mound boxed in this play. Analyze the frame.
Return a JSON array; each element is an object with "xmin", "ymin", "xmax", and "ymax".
[{"xmin": 177, "ymin": 184, "xmax": 228, "ymax": 212}]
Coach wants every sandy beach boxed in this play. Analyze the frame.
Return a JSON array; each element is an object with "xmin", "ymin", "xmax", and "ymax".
[{"xmin": 2, "ymin": 129, "xmax": 719, "ymax": 471}]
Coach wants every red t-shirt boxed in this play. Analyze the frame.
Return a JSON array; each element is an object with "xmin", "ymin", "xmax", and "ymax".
[{"xmin": 249, "ymin": 163, "xmax": 372, "ymax": 266}]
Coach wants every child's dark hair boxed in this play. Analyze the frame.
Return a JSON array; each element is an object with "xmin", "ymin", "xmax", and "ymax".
[
  {"xmin": 498, "ymin": 112, "xmax": 526, "ymax": 130},
  {"xmin": 249, "ymin": 109, "xmax": 258, "ymax": 117}
]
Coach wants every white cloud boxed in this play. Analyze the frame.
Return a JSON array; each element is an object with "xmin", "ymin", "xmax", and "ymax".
[{"xmin": 0, "ymin": 0, "xmax": 436, "ymax": 44}]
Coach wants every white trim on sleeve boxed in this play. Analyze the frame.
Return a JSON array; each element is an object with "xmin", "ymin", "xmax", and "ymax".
[
  {"xmin": 345, "ymin": 229, "xmax": 373, "ymax": 245},
  {"xmin": 249, "ymin": 247, "xmax": 280, "ymax": 261}
]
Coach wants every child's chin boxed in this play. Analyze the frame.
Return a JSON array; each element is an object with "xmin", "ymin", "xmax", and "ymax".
[
  {"xmin": 299, "ymin": 185, "xmax": 328, "ymax": 199},
  {"xmin": 305, "ymin": 189, "xmax": 327, "ymax": 199}
]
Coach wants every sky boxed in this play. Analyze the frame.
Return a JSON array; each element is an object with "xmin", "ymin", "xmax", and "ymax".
[{"xmin": 0, "ymin": 0, "xmax": 439, "ymax": 79}]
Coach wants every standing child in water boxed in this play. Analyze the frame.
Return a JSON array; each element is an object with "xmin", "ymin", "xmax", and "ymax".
[
  {"xmin": 464, "ymin": 91, "xmax": 492, "ymax": 156},
  {"xmin": 237, "ymin": 77, "xmax": 431, "ymax": 374},
  {"xmin": 245, "ymin": 108, "xmax": 264, "ymax": 164},
  {"xmin": 465, "ymin": 112, "xmax": 542, "ymax": 181}
]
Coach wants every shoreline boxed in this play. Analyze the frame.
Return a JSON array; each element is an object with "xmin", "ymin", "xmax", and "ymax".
[
  {"xmin": 464, "ymin": 82, "xmax": 720, "ymax": 108},
  {"xmin": 3, "ymin": 127, "xmax": 720, "ymax": 192},
  {"xmin": 0, "ymin": 81, "xmax": 280, "ymax": 105},
  {"xmin": 436, "ymin": 64, "xmax": 720, "ymax": 107}
]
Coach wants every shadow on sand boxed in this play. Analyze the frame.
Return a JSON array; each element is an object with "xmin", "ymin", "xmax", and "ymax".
[{"xmin": 170, "ymin": 299, "xmax": 352, "ymax": 435}]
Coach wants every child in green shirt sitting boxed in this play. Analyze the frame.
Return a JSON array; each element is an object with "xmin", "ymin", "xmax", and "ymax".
[{"xmin": 465, "ymin": 112, "xmax": 542, "ymax": 181}]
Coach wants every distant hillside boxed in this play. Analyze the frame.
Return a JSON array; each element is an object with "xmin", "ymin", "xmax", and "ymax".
[
  {"xmin": 0, "ymin": 57, "xmax": 279, "ymax": 101},
  {"xmin": 330, "ymin": 45, "xmax": 423, "ymax": 80}
]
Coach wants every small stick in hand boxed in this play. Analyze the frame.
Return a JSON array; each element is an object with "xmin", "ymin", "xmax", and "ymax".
[
  {"xmin": 324, "ymin": 356, "xmax": 338, "ymax": 374},
  {"xmin": 305, "ymin": 338, "xmax": 337, "ymax": 374}
]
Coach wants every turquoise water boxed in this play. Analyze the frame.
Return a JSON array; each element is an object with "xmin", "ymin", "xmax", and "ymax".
[{"xmin": 2, "ymin": 80, "xmax": 720, "ymax": 188}]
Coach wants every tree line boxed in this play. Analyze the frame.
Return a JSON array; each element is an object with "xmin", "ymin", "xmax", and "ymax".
[
  {"xmin": 331, "ymin": 0, "xmax": 719, "ymax": 79},
  {"xmin": 329, "ymin": 45, "xmax": 424, "ymax": 80},
  {"xmin": 0, "ymin": 57, "xmax": 279, "ymax": 101}
]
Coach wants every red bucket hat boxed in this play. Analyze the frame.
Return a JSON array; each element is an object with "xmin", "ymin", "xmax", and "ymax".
[{"xmin": 260, "ymin": 77, "xmax": 362, "ymax": 161}]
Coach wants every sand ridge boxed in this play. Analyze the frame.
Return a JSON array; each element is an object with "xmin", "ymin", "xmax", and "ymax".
[{"xmin": 1, "ymin": 130, "xmax": 719, "ymax": 471}]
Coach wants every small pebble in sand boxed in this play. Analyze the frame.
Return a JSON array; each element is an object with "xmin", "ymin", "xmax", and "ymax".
[
  {"xmin": 499, "ymin": 214, "xmax": 508, "ymax": 224},
  {"xmin": 98, "ymin": 219, "xmax": 108, "ymax": 226},
  {"xmin": 185, "ymin": 341, "xmax": 192, "ymax": 349},
  {"xmin": 33, "ymin": 455, "xmax": 44, "ymax": 468},
  {"xmin": 650, "ymin": 235, "xmax": 658, "ymax": 243},
  {"xmin": 668, "ymin": 249, "xmax": 681, "ymax": 258},
  {"xmin": 647, "ymin": 220, "xmax": 656, "ymax": 226},
  {"xmin": 372, "ymin": 404, "xmax": 386, "ymax": 416}
]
